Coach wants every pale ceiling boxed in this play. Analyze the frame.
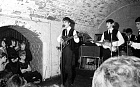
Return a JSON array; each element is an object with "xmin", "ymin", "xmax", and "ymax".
[{"xmin": 0, "ymin": 0, "xmax": 140, "ymax": 30}]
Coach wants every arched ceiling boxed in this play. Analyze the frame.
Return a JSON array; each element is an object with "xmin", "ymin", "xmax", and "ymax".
[
  {"xmin": 0, "ymin": 0, "xmax": 140, "ymax": 28},
  {"xmin": 0, "ymin": 25, "xmax": 42, "ymax": 44}
]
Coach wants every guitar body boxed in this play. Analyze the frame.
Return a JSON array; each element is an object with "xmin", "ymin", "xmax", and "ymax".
[
  {"xmin": 88, "ymin": 39, "xmax": 118, "ymax": 52},
  {"xmin": 62, "ymin": 35, "xmax": 76, "ymax": 49},
  {"xmin": 62, "ymin": 33, "xmax": 82, "ymax": 49},
  {"xmin": 102, "ymin": 44, "xmax": 117, "ymax": 52},
  {"xmin": 62, "ymin": 36, "xmax": 70, "ymax": 49}
]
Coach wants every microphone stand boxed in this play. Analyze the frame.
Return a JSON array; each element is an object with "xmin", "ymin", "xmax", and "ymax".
[
  {"xmin": 110, "ymin": 32, "xmax": 113, "ymax": 57},
  {"xmin": 126, "ymin": 36, "xmax": 130, "ymax": 56},
  {"xmin": 60, "ymin": 40, "xmax": 64, "ymax": 87},
  {"xmin": 60, "ymin": 26, "xmax": 66, "ymax": 87}
]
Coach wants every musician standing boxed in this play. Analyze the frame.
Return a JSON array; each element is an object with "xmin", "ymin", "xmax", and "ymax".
[
  {"xmin": 97, "ymin": 19, "xmax": 124, "ymax": 62},
  {"xmin": 130, "ymin": 17, "xmax": 140, "ymax": 58},
  {"xmin": 57, "ymin": 17, "xmax": 79, "ymax": 87},
  {"xmin": 125, "ymin": 28, "xmax": 137, "ymax": 56}
]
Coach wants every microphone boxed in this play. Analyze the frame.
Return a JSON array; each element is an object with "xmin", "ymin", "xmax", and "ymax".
[{"xmin": 62, "ymin": 24, "xmax": 65, "ymax": 30}]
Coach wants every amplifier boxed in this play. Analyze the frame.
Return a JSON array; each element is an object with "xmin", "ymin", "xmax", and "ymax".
[{"xmin": 79, "ymin": 45, "xmax": 101, "ymax": 57}]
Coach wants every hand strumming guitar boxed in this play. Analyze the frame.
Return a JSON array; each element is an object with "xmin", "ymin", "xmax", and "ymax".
[
  {"xmin": 103, "ymin": 41, "xmax": 112, "ymax": 47},
  {"xmin": 88, "ymin": 39, "xmax": 118, "ymax": 52}
]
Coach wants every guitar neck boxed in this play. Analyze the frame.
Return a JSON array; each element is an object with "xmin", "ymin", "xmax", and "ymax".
[
  {"xmin": 64, "ymin": 33, "xmax": 80, "ymax": 41},
  {"xmin": 65, "ymin": 36, "xmax": 74, "ymax": 41}
]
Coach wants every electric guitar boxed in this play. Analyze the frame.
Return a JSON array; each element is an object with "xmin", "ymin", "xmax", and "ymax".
[
  {"xmin": 88, "ymin": 39, "xmax": 118, "ymax": 52},
  {"xmin": 62, "ymin": 33, "xmax": 82, "ymax": 49}
]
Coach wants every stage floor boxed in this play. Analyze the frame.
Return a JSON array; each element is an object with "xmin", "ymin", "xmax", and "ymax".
[{"xmin": 38, "ymin": 67, "xmax": 95, "ymax": 87}]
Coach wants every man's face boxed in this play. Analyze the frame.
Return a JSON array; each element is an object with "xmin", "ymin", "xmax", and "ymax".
[
  {"xmin": 12, "ymin": 40, "xmax": 16, "ymax": 46},
  {"xmin": 106, "ymin": 22, "xmax": 113, "ymax": 29},
  {"xmin": 63, "ymin": 21, "xmax": 70, "ymax": 28},
  {"xmin": 1, "ymin": 56, "xmax": 7, "ymax": 62},
  {"xmin": 1, "ymin": 41, "xmax": 6, "ymax": 47},
  {"xmin": 20, "ymin": 55, "xmax": 26, "ymax": 60},
  {"xmin": 21, "ymin": 44, "xmax": 25, "ymax": 50},
  {"xmin": 126, "ymin": 32, "xmax": 131, "ymax": 36},
  {"xmin": 136, "ymin": 22, "xmax": 140, "ymax": 30}
]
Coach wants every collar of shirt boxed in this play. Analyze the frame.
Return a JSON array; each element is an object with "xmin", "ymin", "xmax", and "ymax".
[{"xmin": 108, "ymin": 28, "xmax": 113, "ymax": 33}]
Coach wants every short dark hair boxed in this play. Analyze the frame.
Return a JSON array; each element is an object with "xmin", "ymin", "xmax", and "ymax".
[
  {"xmin": 0, "ymin": 52, "xmax": 7, "ymax": 58},
  {"xmin": 106, "ymin": 19, "xmax": 114, "ymax": 24},
  {"xmin": 113, "ymin": 22, "xmax": 119, "ymax": 30},
  {"xmin": 63, "ymin": 17, "xmax": 72, "ymax": 24},
  {"xmin": 135, "ymin": 17, "xmax": 140, "ymax": 22},
  {"xmin": 126, "ymin": 28, "xmax": 133, "ymax": 33},
  {"xmin": 7, "ymin": 37, "xmax": 16, "ymax": 46},
  {"xmin": 20, "ymin": 41, "xmax": 26, "ymax": 45}
]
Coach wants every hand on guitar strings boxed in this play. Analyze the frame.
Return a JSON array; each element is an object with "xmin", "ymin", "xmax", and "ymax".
[{"xmin": 103, "ymin": 41, "xmax": 112, "ymax": 47}]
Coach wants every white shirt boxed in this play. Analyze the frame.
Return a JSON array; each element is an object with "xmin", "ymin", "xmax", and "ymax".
[
  {"xmin": 131, "ymin": 42, "xmax": 140, "ymax": 49},
  {"xmin": 108, "ymin": 28, "xmax": 113, "ymax": 34},
  {"xmin": 130, "ymin": 30, "xmax": 140, "ymax": 49},
  {"xmin": 97, "ymin": 29, "xmax": 124, "ymax": 47},
  {"xmin": 57, "ymin": 26, "xmax": 79, "ymax": 43}
]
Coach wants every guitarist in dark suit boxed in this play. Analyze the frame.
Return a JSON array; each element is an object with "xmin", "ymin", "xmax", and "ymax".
[
  {"xmin": 124, "ymin": 28, "xmax": 137, "ymax": 56},
  {"xmin": 96, "ymin": 19, "xmax": 124, "ymax": 62},
  {"xmin": 130, "ymin": 17, "xmax": 140, "ymax": 58},
  {"xmin": 57, "ymin": 17, "xmax": 79, "ymax": 87}
]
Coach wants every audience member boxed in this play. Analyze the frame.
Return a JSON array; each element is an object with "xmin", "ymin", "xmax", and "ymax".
[
  {"xmin": 19, "ymin": 50, "xmax": 42, "ymax": 83},
  {"xmin": 6, "ymin": 37, "xmax": 18, "ymax": 62},
  {"xmin": 0, "ymin": 52, "xmax": 13, "ymax": 87},
  {"xmin": 18, "ymin": 41, "xmax": 32, "ymax": 62},
  {"xmin": 14, "ymin": 39, "xmax": 20, "ymax": 52},
  {"xmin": 6, "ymin": 74, "xmax": 39, "ymax": 87},
  {"xmin": 0, "ymin": 39, "xmax": 8, "ymax": 55},
  {"xmin": 92, "ymin": 56, "xmax": 140, "ymax": 87},
  {"xmin": 5, "ymin": 37, "xmax": 21, "ymax": 75}
]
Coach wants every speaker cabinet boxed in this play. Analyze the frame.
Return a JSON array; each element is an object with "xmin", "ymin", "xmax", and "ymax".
[
  {"xmin": 79, "ymin": 45, "xmax": 101, "ymax": 57},
  {"xmin": 79, "ymin": 45, "xmax": 101, "ymax": 70}
]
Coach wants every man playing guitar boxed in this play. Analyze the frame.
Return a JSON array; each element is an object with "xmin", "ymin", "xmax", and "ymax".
[
  {"xmin": 94, "ymin": 19, "xmax": 124, "ymax": 62},
  {"xmin": 57, "ymin": 17, "xmax": 79, "ymax": 87},
  {"xmin": 129, "ymin": 17, "xmax": 140, "ymax": 58}
]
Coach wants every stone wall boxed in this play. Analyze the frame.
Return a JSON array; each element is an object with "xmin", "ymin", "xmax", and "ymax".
[{"xmin": 1, "ymin": 0, "xmax": 140, "ymax": 38}]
